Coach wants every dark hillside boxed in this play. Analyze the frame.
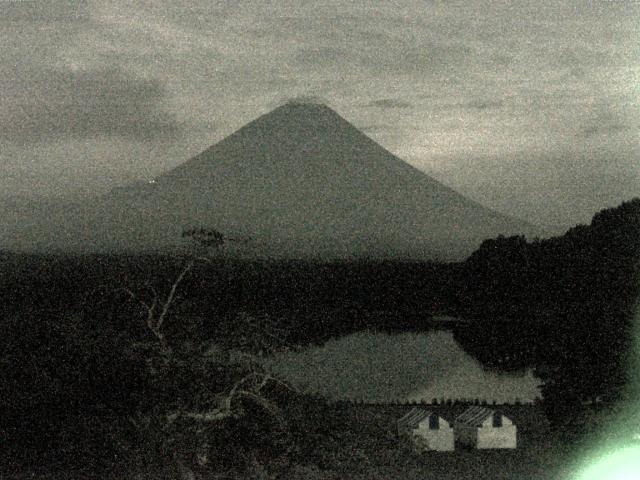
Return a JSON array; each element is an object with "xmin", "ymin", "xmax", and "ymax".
[{"xmin": 451, "ymin": 198, "xmax": 640, "ymax": 420}]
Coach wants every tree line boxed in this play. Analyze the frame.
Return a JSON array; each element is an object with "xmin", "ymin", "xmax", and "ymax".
[{"xmin": 451, "ymin": 198, "xmax": 640, "ymax": 425}]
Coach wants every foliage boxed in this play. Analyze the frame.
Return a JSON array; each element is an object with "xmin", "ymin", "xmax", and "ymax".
[
  {"xmin": 115, "ymin": 230, "xmax": 297, "ymax": 479},
  {"xmin": 126, "ymin": 337, "xmax": 293, "ymax": 478},
  {"xmin": 0, "ymin": 311, "xmax": 145, "ymax": 469},
  {"xmin": 454, "ymin": 198, "xmax": 640, "ymax": 425},
  {"xmin": 182, "ymin": 228, "xmax": 225, "ymax": 250}
]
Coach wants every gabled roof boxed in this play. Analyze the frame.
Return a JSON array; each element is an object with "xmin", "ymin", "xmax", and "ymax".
[
  {"xmin": 398, "ymin": 408, "xmax": 436, "ymax": 430},
  {"xmin": 455, "ymin": 406, "xmax": 496, "ymax": 427}
]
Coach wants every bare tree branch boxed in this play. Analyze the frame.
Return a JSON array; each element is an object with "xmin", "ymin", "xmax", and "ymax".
[
  {"xmin": 155, "ymin": 260, "xmax": 194, "ymax": 333},
  {"xmin": 114, "ymin": 287, "xmax": 152, "ymax": 313},
  {"xmin": 117, "ymin": 228, "xmax": 297, "ymax": 478}
]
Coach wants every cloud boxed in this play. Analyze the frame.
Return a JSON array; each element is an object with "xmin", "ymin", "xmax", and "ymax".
[
  {"xmin": 347, "ymin": 41, "xmax": 476, "ymax": 77},
  {"xmin": 577, "ymin": 108, "xmax": 634, "ymax": 139},
  {"xmin": 460, "ymin": 98, "xmax": 505, "ymax": 110},
  {"xmin": 387, "ymin": 43, "xmax": 476, "ymax": 75},
  {"xmin": 580, "ymin": 123, "xmax": 630, "ymax": 138},
  {"xmin": 265, "ymin": 94, "xmax": 332, "ymax": 111},
  {"xmin": 293, "ymin": 46, "xmax": 355, "ymax": 70},
  {"xmin": 489, "ymin": 53, "xmax": 515, "ymax": 67},
  {"xmin": 367, "ymin": 98, "xmax": 413, "ymax": 109},
  {"xmin": 285, "ymin": 13, "xmax": 478, "ymax": 79},
  {"xmin": 0, "ymin": 66, "xmax": 181, "ymax": 142},
  {"xmin": 0, "ymin": 0, "xmax": 89, "ymax": 24},
  {"xmin": 135, "ymin": 0, "xmax": 242, "ymax": 27},
  {"xmin": 284, "ymin": 95, "xmax": 329, "ymax": 105}
]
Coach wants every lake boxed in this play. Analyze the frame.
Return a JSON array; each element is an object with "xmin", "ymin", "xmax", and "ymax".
[{"xmin": 268, "ymin": 329, "xmax": 542, "ymax": 404}]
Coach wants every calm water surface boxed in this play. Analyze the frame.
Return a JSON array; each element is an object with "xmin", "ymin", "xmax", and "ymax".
[{"xmin": 268, "ymin": 329, "xmax": 541, "ymax": 404}]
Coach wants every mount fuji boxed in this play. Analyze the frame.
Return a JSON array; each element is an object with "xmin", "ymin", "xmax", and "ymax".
[{"xmin": 2, "ymin": 102, "xmax": 539, "ymax": 260}]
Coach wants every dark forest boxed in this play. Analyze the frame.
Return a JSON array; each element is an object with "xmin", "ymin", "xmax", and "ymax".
[{"xmin": 2, "ymin": 198, "xmax": 638, "ymax": 478}]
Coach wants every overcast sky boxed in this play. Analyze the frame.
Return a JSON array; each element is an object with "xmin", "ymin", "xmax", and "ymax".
[{"xmin": 1, "ymin": 0, "xmax": 638, "ymax": 228}]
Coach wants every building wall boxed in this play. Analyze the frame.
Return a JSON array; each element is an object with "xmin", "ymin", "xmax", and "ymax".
[
  {"xmin": 481, "ymin": 414, "xmax": 514, "ymax": 428},
  {"xmin": 477, "ymin": 425, "xmax": 517, "ymax": 449},
  {"xmin": 453, "ymin": 423, "xmax": 478, "ymax": 448},
  {"xmin": 454, "ymin": 412, "xmax": 517, "ymax": 449},
  {"xmin": 413, "ymin": 424, "xmax": 455, "ymax": 451}
]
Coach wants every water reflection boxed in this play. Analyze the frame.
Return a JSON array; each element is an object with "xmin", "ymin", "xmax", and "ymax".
[{"xmin": 268, "ymin": 330, "xmax": 542, "ymax": 403}]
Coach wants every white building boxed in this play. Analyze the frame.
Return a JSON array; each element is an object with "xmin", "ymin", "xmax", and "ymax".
[
  {"xmin": 454, "ymin": 406, "xmax": 517, "ymax": 449},
  {"xmin": 397, "ymin": 408, "xmax": 454, "ymax": 452}
]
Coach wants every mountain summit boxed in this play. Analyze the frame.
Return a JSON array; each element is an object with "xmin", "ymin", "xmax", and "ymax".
[{"xmin": 3, "ymin": 103, "xmax": 538, "ymax": 259}]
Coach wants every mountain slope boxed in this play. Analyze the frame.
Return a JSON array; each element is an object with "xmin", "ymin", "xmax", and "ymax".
[{"xmin": 2, "ymin": 102, "xmax": 539, "ymax": 260}]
